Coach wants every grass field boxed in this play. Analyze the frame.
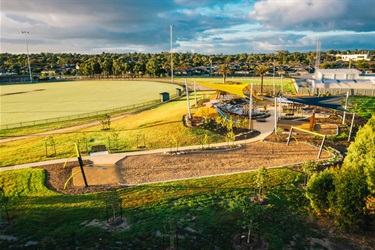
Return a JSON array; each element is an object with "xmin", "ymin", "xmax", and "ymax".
[
  {"xmin": 0, "ymin": 166, "xmax": 315, "ymax": 249},
  {"xmin": 0, "ymin": 92, "xmax": 224, "ymax": 166},
  {"xmin": 0, "ymin": 77, "xmax": 295, "ymax": 127},
  {"xmin": 0, "ymin": 80, "xmax": 180, "ymax": 125}
]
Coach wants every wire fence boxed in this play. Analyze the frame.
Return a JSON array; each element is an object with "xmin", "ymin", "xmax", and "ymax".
[{"xmin": 1, "ymin": 93, "xmax": 183, "ymax": 130}]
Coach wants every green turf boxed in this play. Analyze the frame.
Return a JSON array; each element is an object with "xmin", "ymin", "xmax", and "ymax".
[
  {"xmin": 0, "ymin": 166, "xmax": 313, "ymax": 249},
  {"xmin": 0, "ymin": 80, "xmax": 180, "ymax": 125},
  {"xmin": 0, "ymin": 92, "xmax": 225, "ymax": 166}
]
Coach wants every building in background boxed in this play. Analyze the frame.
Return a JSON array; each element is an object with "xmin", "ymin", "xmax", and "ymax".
[
  {"xmin": 294, "ymin": 69, "xmax": 375, "ymax": 96},
  {"xmin": 335, "ymin": 54, "xmax": 370, "ymax": 62}
]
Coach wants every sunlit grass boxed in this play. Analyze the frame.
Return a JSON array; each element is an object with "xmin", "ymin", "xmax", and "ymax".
[
  {"xmin": 0, "ymin": 92, "xmax": 224, "ymax": 166},
  {"xmin": 0, "ymin": 80, "xmax": 180, "ymax": 125},
  {"xmin": 0, "ymin": 165, "xmax": 306, "ymax": 249}
]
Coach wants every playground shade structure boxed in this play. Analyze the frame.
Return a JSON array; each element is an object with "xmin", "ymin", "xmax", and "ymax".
[
  {"xmin": 196, "ymin": 82, "xmax": 263, "ymax": 100},
  {"xmin": 285, "ymin": 95, "xmax": 347, "ymax": 112}
]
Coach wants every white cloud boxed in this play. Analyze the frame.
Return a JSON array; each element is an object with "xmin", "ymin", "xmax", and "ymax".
[
  {"xmin": 0, "ymin": 0, "xmax": 374, "ymax": 54},
  {"xmin": 248, "ymin": 0, "xmax": 375, "ymax": 32}
]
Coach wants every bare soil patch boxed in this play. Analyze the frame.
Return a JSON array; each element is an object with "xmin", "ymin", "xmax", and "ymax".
[
  {"xmin": 42, "ymin": 141, "xmax": 331, "ymax": 194},
  {"xmin": 115, "ymin": 141, "xmax": 330, "ymax": 185}
]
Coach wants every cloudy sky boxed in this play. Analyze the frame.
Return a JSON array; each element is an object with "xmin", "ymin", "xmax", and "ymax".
[{"xmin": 1, "ymin": 0, "xmax": 374, "ymax": 54}]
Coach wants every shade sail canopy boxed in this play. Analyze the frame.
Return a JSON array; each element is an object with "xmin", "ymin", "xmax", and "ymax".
[
  {"xmin": 286, "ymin": 95, "xmax": 347, "ymax": 112},
  {"xmin": 196, "ymin": 82, "xmax": 248, "ymax": 97}
]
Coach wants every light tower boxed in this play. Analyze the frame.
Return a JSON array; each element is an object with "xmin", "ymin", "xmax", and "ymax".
[
  {"xmin": 170, "ymin": 25, "xmax": 174, "ymax": 84},
  {"xmin": 315, "ymin": 40, "xmax": 321, "ymax": 70},
  {"xmin": 22, "ymin": 31, "xmax": 32, "ymax": 83}
]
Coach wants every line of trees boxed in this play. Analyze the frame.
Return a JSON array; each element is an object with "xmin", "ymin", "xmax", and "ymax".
[{"xmin": 1, "ymin": 49, "xmax": 374, "ymax": 77}]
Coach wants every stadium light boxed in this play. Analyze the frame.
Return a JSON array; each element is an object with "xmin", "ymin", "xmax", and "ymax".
[
  {"xmin": 170, "ymin": 25, "xmax": 174, "ymax": 84},
  {"xmin": 22, "ymin": 31, "xmax": 32, "ymax": 83}
]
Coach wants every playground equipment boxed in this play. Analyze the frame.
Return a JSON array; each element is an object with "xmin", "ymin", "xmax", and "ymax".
[
  {"xmin": 216, "ymin": 109, "xmax": 240, "ymax": 123},
  {"xmin": 190, "ymin": 82, "xmax": 268, "ymax": 125},
  {"xmin": 192, "ymin": 107, "xmax": 217, "ymax": 118},
  {"xmin": 244, "ymin": 87, "xmax": 263, "ymax": 101}
]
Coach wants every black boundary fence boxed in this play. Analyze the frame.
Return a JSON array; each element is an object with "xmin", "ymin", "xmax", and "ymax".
[{"xmin": 1, "ymin": 92, "xmax": 183, "ymax": 130}]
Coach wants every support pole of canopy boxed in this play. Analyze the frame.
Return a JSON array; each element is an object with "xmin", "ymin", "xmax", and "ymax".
[
  {"xmin": 75, "ymin": 143, "xmax": 88, "ymax": 187},
  {"xmin": 318, "ymin": 135, "xmax": 326, "ymax": 159},
  {"xmin": 348, "ymin": 113, "xmax": 355, "ymax": 142},
  {"xmin": 248, "ymin": 83, "xmax": 253, "ymax": 130},
  {"xmin": 185, "ymin": 79, "xmax": 191, "ymax": 119},
  {"xmin": 342, "ymin": 91, "xmax": 349, "ymax": 124},
  {"xmin": 274, "ymin": 97, "xmax": 278, "ymax": 134},
  {"xmin": 193, "ymin": 81, "xmax": 197, "ymax": 107},
  {"xmin": 273, "ymin": 60, "xmax": 275, "ymax": 96}
]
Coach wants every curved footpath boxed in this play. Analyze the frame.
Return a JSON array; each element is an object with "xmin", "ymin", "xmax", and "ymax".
[{"xmin": 0, "ymin": 107, "xmax": 276, "ymax": 172}]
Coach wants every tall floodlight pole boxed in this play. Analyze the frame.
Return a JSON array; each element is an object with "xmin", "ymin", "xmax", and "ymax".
[
  {"xmin": 170, "ymin": 25, "xmax": 174, "ymax": 84},
  {"xmin": 22, "ymin": 31, "xmax": 32, "ymax": 83}
]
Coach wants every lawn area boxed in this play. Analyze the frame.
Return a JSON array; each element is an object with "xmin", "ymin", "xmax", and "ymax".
[
  {"xmin": 0, "ymin": 92, "xmax": 225, "ymax": 167},
  {"xmin": 2, "ymin": 165, "xmax": 366, "ymax": 249},
  {"xmin": 0, "ymin": 165, "xmax": 316, "ymax": 249},
  {"xmin": 0, "ymin": 80, "xmax": 180, "ymax": 126}
]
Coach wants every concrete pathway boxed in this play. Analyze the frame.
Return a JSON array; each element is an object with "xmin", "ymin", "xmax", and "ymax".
[{"xmin": 0, "ymin": 106, "xmax": 276, "ymax": 172}]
